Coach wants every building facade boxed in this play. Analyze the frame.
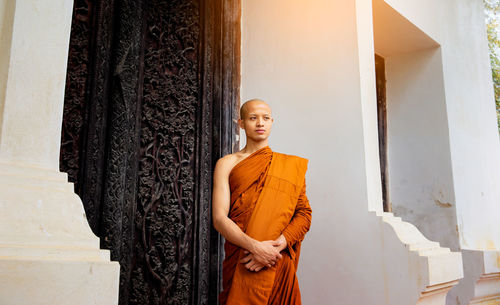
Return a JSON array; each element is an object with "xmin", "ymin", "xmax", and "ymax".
[{"xmin": 0, "ymin": 0, "xmax": 499, "ymax": 304}]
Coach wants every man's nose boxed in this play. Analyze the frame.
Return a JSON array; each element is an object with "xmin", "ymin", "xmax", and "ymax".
[{"xmin": 257, "ymin": 119, "xmax": 264, "ymax": 126}]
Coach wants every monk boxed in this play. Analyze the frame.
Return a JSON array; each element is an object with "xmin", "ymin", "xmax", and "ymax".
[{"xmin": 212, "ymin": 99, "xmax": 312, "ymax": 305}]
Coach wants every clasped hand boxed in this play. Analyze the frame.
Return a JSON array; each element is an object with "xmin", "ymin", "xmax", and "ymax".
[{"xmin": 240, "ymin": 235, "xmax": 287, "ymax": 272}]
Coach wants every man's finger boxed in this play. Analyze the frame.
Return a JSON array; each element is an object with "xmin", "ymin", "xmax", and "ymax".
[
  {"xmin": 245, "ymin": 261, "xmax": 255, "ymax": 269},
  {"xmin": 240, "ymin": 254, "xmax": 253, "ymax": 264},
  {"xmin": 240, "ymin": 255, "xmax": 252, "ymax": 264}
]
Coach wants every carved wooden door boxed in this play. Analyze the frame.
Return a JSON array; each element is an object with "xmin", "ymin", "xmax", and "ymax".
[{"xmin": 60, "ymin": 1, "xmax": 240, "ymax": 304}]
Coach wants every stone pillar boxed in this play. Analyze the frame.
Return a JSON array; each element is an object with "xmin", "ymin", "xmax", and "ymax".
[{"xmin": 0, "ymin": 1, "xmax": 119, "ymax": 304}]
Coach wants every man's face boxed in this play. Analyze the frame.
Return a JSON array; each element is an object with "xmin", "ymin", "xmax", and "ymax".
[{"xmin": 239, "ymin": 101, "xmax": 274, "ymax": 142}]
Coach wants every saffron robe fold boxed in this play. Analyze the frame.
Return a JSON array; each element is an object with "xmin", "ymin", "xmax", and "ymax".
[{"xmin": 220, "ymin": 146, "xmax": 312, "ymax": 305}]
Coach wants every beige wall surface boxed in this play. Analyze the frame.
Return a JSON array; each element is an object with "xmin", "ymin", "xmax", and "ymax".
[
  {"xmin": 380, "ymin": 1, "xmax": 500, "ymax": 303},
  {"xmin": 241, "ymin": 0, "xmax": 463, "ymax": 304},
  {"xmin": 384, "ymin": 0, "xmax": 500, "ymax": 252},
  {"xmin": 371, "ymin": 0, "xmax": 461, "ymax": 253},
  {"xmin": 0, "ymin": 2, "xmax": 120, "ymax": 304},
  {"xmin": 241, "ymin": 0, "xmax": 499, "ymax": 303},
  {"xmin": 241, "ymin": 1, "xmax": 384, "ymax": 303},
  {"xmin": 384, "ymin": 48, "xmax": 459, "ymax": 252},
  {"xmin": 0, "ymin": 0, "xmax": 73, "ymax": 170}
]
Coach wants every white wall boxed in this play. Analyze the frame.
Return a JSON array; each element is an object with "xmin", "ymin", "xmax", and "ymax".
[
  {"xmin": 382, "ymin": 1, "xmax": 500, "ymax": 303},
  {"xmin": 0, "ymin": 2, "xmax": 120, "ymax": 304},
  {"xmin": 371, "ymin": 0, "xmax": 461, "ymax": 256},
  {"xmin": 384, "ymin": 0, "xmax": 500, "ymax": 253},
  {"xmin": 241, "ymin": 0, "xmax": 462, "ymax": 304},
  {"xmin": 385, "ymin": 48, "xmax": 459, "ymax": 252},
  {"xmin": 241, "ymin": 1, "xmax": 381, "ymax": 303},
  {"xmin": 0, "ymin": 0, "xmax": 72, "ymax": 170}
]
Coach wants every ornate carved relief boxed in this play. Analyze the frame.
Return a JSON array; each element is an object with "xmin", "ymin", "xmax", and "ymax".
[
  {"xmin": 129, "ymin": 1, "xmax": 198, "ymax": 303},
  {"xmin": 99, "ymin": 1, "xmax": 144, "ymax": 304},
  {"xmin": 78, "ymin": 0, "xmax": 117, "ymax": 235},
  {"xmin": 61, "ymin": 0, "xmax": 117, "ymax": 234},
  {"xmin": 61, "ymin": 0, "xmax": 240, "ymax": 304},
  {"xmin": 60, "ymin": 0, "xmax": 94, "ymax": 197}
]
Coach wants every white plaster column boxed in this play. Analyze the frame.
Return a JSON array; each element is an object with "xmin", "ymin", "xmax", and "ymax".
[{"xmin": 0, "ymin": 1, "xmax": 119, "ymax": 304}]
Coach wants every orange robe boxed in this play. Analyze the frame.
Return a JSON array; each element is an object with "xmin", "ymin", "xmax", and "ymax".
[{"xmin": 220, "ymin": 146, "xmax": 312, "ymax": 305}]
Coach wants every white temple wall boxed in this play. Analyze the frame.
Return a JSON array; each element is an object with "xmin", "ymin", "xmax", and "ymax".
[
  {"xmin": 241, "ymin": 0, "xmax": 385, "ymax": 303},
  {"xmin": 241, "ymin": 0, "xmax": 463, "ymax": 304},
  {"xmin": 384, "ymin": 0, "xmax": 500, "ymax": 256},
  {"xmin": 380, "ymin": 1, "xmax": 500, "ymax": 303},
  {"xmin": 0, "ymin": 1, "xmax": 119, "ymax": 304},
  {"xmin": 0, "ymin": 0, "xmax": 71, "ymax": 170},
  {"xmin": 384, "ymin": 48, "xmax": 459, "ymax": 252},
  {"xmin": 438, "ymin": 0, "xmax": 500, "ymax": 251}
]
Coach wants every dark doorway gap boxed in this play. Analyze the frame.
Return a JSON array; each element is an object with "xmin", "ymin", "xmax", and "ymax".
[{"xmin": 375, "ymin": 53, "xmax": 391, "ymax": 212}]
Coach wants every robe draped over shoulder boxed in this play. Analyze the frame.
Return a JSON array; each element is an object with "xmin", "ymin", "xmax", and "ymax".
[{"xmin": 219, "ymin": 146, "xmax": 312, "ymax": 305}]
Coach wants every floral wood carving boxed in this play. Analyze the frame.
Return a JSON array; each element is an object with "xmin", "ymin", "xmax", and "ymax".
[
  {"xmin": 61, "ymin": 0, "xmax": 240, "ymax": 304},
  {"xmin": 129, "ymin": 1, "xmax": 199, "ymax": 303}
]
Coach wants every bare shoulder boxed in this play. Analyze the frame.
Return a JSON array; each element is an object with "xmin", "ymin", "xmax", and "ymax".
[{"xmin": 214, "ymin": 152, "xmax": 246, "ymax": 176}]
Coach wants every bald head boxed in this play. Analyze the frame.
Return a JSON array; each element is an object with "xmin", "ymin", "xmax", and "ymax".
[{"xmin": 240, "ymin": 99, "xmax": 271, "ymax": 119}]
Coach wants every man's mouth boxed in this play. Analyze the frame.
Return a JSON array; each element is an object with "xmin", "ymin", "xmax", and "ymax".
[{"xmin": 256, "ymin": 129, "xmax": 265, "ymax": 134}]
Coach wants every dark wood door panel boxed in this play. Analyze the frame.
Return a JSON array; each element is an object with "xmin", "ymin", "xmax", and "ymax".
[{"xmin": 61, "ymin": 1, "xmax": 240, "ymax": 304}]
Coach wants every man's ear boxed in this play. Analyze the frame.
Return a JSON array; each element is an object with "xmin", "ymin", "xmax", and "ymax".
[{"xmin": 238, "ymin": 119, "xmax": 244, "ymax": 129}]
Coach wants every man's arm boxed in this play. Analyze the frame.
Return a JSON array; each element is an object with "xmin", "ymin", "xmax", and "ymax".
[
  {"xmin": 212, "ymin": 157, "xmax": 282, "ymax": 267},
  {"xmin": 240, "ymin": 179, "xmax": 312, "ymax": 271},
  {"xmin": 279, "ymin": 180, "xmax": 312, "ymax": 251}
]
